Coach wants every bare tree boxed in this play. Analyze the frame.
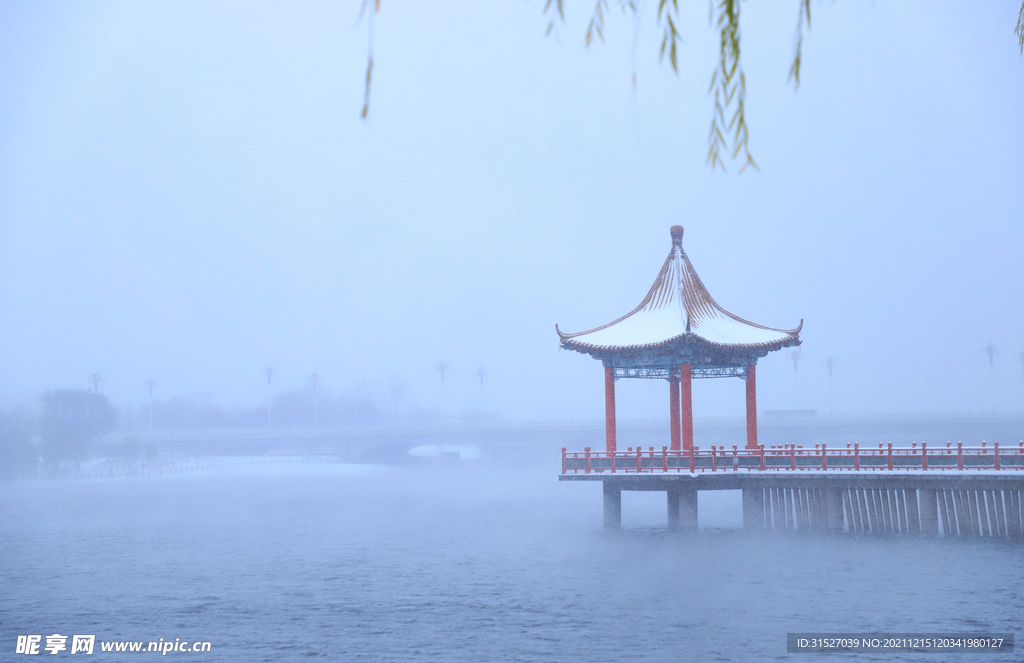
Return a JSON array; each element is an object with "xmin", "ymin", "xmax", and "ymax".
[
  {"xmin": 40, "ymin": 389, "xmax": 115, "ymax": 468},
  {"xmin": 389, "ymin": 377, "xmax": 409, "ymax": 414}
]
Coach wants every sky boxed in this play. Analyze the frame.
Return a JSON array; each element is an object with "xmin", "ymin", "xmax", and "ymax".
[{"xmin": 0, "ymin": 0, "xmax": 1022, "ymax": 421}]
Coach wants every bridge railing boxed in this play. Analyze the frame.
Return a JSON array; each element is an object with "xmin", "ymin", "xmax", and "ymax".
[{"xmin": 560, "ymin": 441, "xmax": 1024, "ymax": 474}]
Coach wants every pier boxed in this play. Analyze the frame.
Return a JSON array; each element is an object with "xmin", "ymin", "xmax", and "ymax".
[
  {"xmin": 554, "ymin": 227, "xmax": 1023, "ymax": 538},
  {"xmin": 560, "ymin": 446, "xmax": 1024, "ymax": 537},
  {"xmin": 561, "ymin": 472, "xmax": 1024, "ymax": 538}
]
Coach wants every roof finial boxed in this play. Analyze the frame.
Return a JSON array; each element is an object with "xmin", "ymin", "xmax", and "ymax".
[{"xmin": 670, "ymin": 225, "xmax": 684, "ymax": 248}]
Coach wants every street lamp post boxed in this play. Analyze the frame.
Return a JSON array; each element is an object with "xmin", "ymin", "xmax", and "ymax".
[
  {"xmin": 435, "ymin": 361, "xmax": 449, "ymax": 412},
  {"xmin": 823, "ymin": 357, "xmax": 836, "ymax": 418},
  {"xmin": 790, "ymin": 348, "xmax": 802, "ymax": 408},
  {"xmin": 1018, "ymin": 350, "xmax": 1024, "ymax": 414},
  {"xmin": 982, "ymin": 343, "xmax": 999, "ymax": 413},
  {"xmin": 264, "ymin": 367, "xmax": 275, "ymax": 427},
  {"xmin": 311, "ymin": 373, "xmax": 319, "ymax": 427},
  {"xmin": 145, "ymin": 378, "xmax": 156, "ymax": 431}
]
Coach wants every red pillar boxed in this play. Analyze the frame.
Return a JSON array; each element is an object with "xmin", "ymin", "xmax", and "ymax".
[
  {"xmin": 604, "ymin": 365, "xmax": 617, "ymax": 453},
  {"xmin": 745, "ymin": 364, "xmax": 758, "ymax": 449},
  {"xmin": 669, "ymin": 375, "xmax": 681, "ymax": 451},
  {"xmin": 680, "ymin": 362, "xmax": 693, "ymax": 450}
]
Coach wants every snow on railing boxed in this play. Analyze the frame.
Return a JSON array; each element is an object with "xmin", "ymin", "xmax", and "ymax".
[{"xmin": 560, "ymin": 441, "xmax": 1024, "ymax": 474}]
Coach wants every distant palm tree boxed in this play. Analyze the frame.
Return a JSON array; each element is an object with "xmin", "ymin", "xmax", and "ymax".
[{"xmin": 476, "ymin": 367, "xmax": 488, "ymax": 387}]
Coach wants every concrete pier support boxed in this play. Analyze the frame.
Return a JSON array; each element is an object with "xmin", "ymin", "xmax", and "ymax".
[
  {"xmin": 667, "ymin": 486, "xmax": 681, "ymax": 530},
  {"xmin": 560, "ymin": 474, "xmax": 1024, "ymax": 539},
  {"xmin": 919, "ymin": 488, "xmax": 938, "ymax": 535},
  {"xmin": 678, "ymin": 486, "xmax": 698, "ymax": 530},
  {"xmin": 824, "ymin": 488, "xmax": 844, "ymax": 532},
  {"xmin": 742, "ymin": 488, "xmax": 765, "ymax": 530},
  {"xmin": 603, "ymin": 482, "xmax": 621, "ymax": 531}
]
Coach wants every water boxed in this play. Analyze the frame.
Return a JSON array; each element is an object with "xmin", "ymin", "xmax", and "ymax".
[{"xmin": 2, "ymin": 460, "xmax": 1021, "ymax": 661}]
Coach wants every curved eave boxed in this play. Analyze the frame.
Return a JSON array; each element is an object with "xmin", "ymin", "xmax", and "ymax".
[{"xmin": 556, "ymin": 322, "xmax": 803, "ymax": 355}]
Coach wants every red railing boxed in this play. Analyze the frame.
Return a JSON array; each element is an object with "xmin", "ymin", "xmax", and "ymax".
[{"xmin": 560, "ymin": 441, "xmax": 1024, "ymax": 474}]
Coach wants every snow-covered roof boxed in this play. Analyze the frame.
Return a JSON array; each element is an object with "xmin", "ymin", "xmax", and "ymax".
[{"xmin": 556, "ymin": 226, "xmax": 802, "ymax": 353}]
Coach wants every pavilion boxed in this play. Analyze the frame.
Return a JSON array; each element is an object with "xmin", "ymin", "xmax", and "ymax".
[{"xmin": 556, "ymin": 225, "xmax": 802, "ymax": 452}]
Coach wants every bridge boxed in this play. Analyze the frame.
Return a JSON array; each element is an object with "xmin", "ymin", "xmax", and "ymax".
[{"xmin": 100, "ymin": 413, "xmax": 1024, "ymax": 461}]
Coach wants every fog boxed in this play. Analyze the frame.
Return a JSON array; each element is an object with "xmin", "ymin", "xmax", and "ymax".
[
  {"xmin": 2, "ymin": 3, "xmax": 1024, "ymax": 661},
  {"xmin": 5, "ymin": 462, "xmax": 1023, "ymax": 661},
  {"xmin": 1, "ymin": 1, "xmax": 1022, "ymax": 421}
]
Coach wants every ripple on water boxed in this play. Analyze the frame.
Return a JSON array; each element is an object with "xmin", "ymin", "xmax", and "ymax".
[{"xmin": 2, "ymin": 467, "xmax": 1021, "ymax": 662}]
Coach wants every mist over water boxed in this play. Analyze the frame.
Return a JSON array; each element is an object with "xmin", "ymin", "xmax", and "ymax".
[
  {"xmin": 1, "ymin": 1, "xmax": 1023, "ymax": 419},
  {"xmin": 1, "ymin": 1, "xmax": 1023, "ymax": 661},
  {"xmin": 3, "ymin": 460, "xmax": 1021, "ymax": 662}
]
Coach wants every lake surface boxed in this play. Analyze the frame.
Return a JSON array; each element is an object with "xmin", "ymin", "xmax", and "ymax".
[{"xmin": 2, "ymin": 458, "xmax": 1021, "ymax": 661}]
